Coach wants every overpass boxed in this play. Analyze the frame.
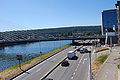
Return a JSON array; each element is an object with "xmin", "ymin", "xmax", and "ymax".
[{"xmin": 0, "ymin": 35, "xmax": 105, "ymax": 46}]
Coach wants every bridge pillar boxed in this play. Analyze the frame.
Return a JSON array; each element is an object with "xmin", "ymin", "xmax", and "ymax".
[
  {"xmin": 72, "ymin": 40, "xmax": 75, "ymax": 44},
  {"xmin": 100, "ymin": 38, "xmax": 105, "ymax": 45}
]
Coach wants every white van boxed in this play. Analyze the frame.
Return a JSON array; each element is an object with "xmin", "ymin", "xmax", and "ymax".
[{"xmin": 67, "ymin": 51, "xmax": 75, "ymax": 59}]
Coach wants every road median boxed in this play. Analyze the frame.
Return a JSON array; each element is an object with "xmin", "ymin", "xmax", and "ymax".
[{"xmin": 92, "ymin": 54, "xmax": 109, "ymax": 76}]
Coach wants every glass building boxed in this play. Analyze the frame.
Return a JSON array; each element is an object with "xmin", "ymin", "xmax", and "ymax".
[{"xmin": 102, "ymin": 9, "xmax": 118, "ymax": 35}]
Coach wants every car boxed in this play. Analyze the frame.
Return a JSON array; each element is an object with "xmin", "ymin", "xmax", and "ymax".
[
  {"xmin": 67, "ymin": 51, "xmax": 76, "ymax": 59},
  {"xmin": 79, "ymin": 48, "xmax": 85, "ymax": 53},
  {"xmin": 78, "ymin": 48, "xmax": 88, "ymax": 53},
  {"xmin": 73, "ymin": 46, "xmax": 77, "ymax": 49},
  {"xmin": 61, "ymin": 60, "xmax": 69, "ymax": 66},
  {"xmin": 84, "ymin": 48, "xmax": 89, "ymax": 53}
]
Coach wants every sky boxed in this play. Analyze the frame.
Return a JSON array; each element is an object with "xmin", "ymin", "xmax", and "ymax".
[{"xmin": 0, "ymin": 0, "xmax": 118, "ymax": 32}]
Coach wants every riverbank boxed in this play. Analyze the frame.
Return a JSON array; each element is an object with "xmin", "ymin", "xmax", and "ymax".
[{"xmin": 0, "ymin": 45, "xmax": 71, "ymax": 80}]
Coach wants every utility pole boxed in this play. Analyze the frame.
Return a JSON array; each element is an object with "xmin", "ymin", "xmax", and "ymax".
[{"xmin": 89, "ymin": 51, "xmax": 93, "ymax": 80}]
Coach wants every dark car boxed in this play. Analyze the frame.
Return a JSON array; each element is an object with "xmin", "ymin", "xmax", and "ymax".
[
  {"xmin": 84, "ymin": 48, "xmax": 89, "ymax": 53},
  {"xmin": 77, "ymin": 48, "xmax": 88, "ymax": 53},
  {"xmin": 61, "ymin": 60, "xmax": 69, "ymax": 66},
  {"xmin": 79, "ymin": 48, "xmax": 85, "ymax": 53}
]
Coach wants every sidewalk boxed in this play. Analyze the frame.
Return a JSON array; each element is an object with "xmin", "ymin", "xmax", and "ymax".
[{"xmin": 95, "ymin": 46, "xmax": 119, "ymax": 80}]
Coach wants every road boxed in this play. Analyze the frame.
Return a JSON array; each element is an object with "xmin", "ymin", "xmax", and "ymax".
[
  {"xmin": 13, "ymin": 46, "xmax": 74, "ymax": 80},
  {"xmin": 46, "ymin": 47, "xmax": 91, "ymax": 80}
]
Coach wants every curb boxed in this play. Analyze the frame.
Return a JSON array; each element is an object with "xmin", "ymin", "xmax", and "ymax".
[{"xmin": 116, "ymin": 70, "xmax": 118, "ymax": 80}]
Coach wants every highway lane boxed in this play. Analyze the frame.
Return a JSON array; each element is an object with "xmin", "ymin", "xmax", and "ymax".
[
  {"xmin": 46, "ymin": 47, "xmax": 90, "ymax": 80},
  {"xmin": 13, "ymin": 46, "xmax": 75, "ymax": 80}
]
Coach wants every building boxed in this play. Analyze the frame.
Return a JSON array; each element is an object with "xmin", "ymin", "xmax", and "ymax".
[
  {"xmin": 102, "ymin": 9, "xmax": 118, "ymax": 35},
  {"xmin": 102, "ymin": 9, "xmax": 118, "ymax": 44},
  {"xmin": 115, "ymin": 1, "xmax": 120, "ymax": 44}
]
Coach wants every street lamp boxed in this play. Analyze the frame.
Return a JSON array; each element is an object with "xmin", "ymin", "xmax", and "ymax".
[
  {"xmin": 105, "ymin": 29, "xmax": 108, "ymax": 46},
  {"xmin": 16, "ymin": 55, "xmax": 23, "ymax": 71},
  {"xmin": 88, "ymin": 51, "xmax": 93, "ymax": 80}
]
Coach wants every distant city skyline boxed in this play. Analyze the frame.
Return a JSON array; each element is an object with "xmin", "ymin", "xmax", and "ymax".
[{"xmin": 0, "ymin": 0, "xmax": 117, "ymax": 32}]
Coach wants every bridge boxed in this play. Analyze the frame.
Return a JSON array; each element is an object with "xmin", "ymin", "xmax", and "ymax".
[{"xmin": 0, "ymin": 35, "xmax": 106, "ymax": 46}]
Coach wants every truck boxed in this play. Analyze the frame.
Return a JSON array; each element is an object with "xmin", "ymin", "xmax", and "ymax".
[{"xmin": 67, "ymin": 51, "xmax": 76, "ymax": 59}]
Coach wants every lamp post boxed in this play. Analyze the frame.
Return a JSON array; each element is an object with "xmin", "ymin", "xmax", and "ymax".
[
  {"xmin": 105, "ymin": 29, "xmax": 108, "ymax": 46},
  {"xmin": 88, "ymin": 51, "xmax": 93, "ymax": 80},
  {"xmin": 16, "ymin": 55, "xmax": 23, "ymax": 71}
]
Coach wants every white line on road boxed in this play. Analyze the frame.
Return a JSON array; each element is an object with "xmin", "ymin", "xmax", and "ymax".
[
  {"xmin": 82, "ymin": 58, "xmax": 87, "ymax": 64},
  {"xmin": 105, "ymin": 75, "xmax": 107, "ymax": 78},
  {"xmin": 79, "ymin": 54, "xmax": 85, "ymax": 63},
  {"xmin": 71, "ymin": 76, "xmax": 74, "ymax": 79},
  {"xmin": 106, "ymin": 72, "xmax": 108, "ymax": 74},
  {"xmin": 75, "ymin": 68, "xmax": 77, "ymax": 71},
  {"xmin": 73, "ymin": 72, "xmax": 76, "ymax": 75},
  {"xmin": 36, "ymin": 68, "xmax": 42, "ymax": 72}
]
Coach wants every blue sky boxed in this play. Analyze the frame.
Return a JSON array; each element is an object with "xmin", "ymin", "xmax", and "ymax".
[{"xmin": 0, "ymin": 0, "xmax": 118, "ymax": 31}]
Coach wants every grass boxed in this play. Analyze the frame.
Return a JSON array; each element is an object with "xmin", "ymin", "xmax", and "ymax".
[
  {"xmin": 96, "ymin": 54, "xmax": 109, "ymax": 64},
  {"xmin": 95, "ymin": 47, "xmax": 109, "ymax": 52},
  {"xmin": 92, "ymin": 54, "xmax": 109, "ymax": 75},
  {"xmin": 0, "ymin": 44, "xmax": 71, "ymax": 80}
]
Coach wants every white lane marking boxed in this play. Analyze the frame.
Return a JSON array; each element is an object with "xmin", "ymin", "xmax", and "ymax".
[
  {"xmin": 51, "ymin": 58, "xmax": 56, "ymax": 61},
  {"xmin": 84, "ymin": 58, "xmax": 87, "ymax": 60},
  {"xmin": 105, "ymin": 75, "xmax": 107, "ymax": 78},
  {"xmin": 106, "ymin": 72, "xmax": 108, "ymax": 74},
  {"xmin": 82, "ymin": 58, "xmax": 87, "ymax": 64},
  {"xmin": 73, "ymin": 72, "xmax": 76, "ymax": 75},
  {"xmin": 75, "ymin": 68, "xmax": 77, "ymax": 71},
  {"xmin": 71, "ymin": 76, "xmax": 74, "ymax": 79},
  {"xmin": 36, "ymin": 68, "xmax": 42, "ymax": 72},
  {"xmin": 77, "ymin": 65, "xmax": 79, "ymax": 68},
  {"xmin": 79, "ymin": 54, "xmax": 85, "ymax": 63},
  {"xmin": 82, "ymin": 60, "xmax": 85, "ymax": 64}
]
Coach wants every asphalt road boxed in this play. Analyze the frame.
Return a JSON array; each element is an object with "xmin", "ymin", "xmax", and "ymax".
[
  {"xmin": 13, "ymin": 46, "xmax": 74, "ymax": 80},
  {"xmin": 46, "ymin": 47, "xmax": 90, "ymax": 80}
]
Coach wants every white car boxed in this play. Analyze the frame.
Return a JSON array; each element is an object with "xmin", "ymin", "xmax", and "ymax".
[{"xmin": 67, "ymin": 51, "xmax": 76, "ymax": 59}]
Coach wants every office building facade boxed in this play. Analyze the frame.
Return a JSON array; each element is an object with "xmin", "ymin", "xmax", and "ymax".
[
  {"xmin": 102, "ymin": 9, "xmax": 118, "ymax": 44},
  {"xmin": 102, "ymin": 9, "xmax": 118, "ymax": 35}
]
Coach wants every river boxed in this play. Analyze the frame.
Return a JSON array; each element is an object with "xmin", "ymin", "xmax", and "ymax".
[{"xmin": 0, "ymin": 40, "xmax": 72, "ymax": 72}]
